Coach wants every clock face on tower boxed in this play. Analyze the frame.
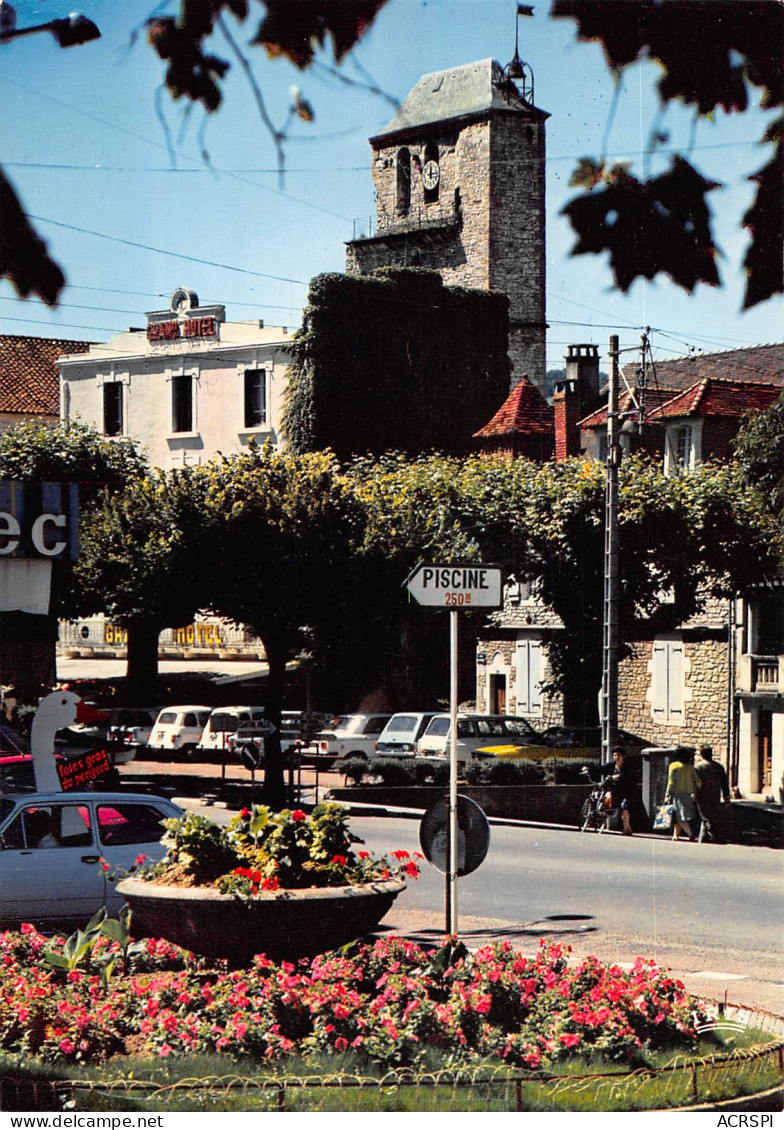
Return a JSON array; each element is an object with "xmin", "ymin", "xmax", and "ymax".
[{"xmin": 422, "ymin": 159, "xmax": 440, "ymax": 190}]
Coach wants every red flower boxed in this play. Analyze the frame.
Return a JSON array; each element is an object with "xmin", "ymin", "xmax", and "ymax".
[
  {"xmin": 403, "ymin": 861, "xmax": 419, "ymax": 878},
  {"xmin": 559, "ymin": 1032, "xmax": 580, "ymax": 1047},
  {"xmin": 291, "ymin": 810, "xmax": 307, "ymax": 823},
  {"xmin": 331, "ymin": 855, "xmax": 347, "ymax": 867},
  {"xmin": 358, "ymin": 851, "xmax": 369, "ymax": 859},
  {"xmin": 134, "ymin": 854, "xmax": 146, "ymax": 866},
  {"xmin": 391, "ymin": 850, "xmax": 410, "ymax": 861},
  {"xmin": 239, "ymin": 808, "xmax": 251, "ymax": 819}
]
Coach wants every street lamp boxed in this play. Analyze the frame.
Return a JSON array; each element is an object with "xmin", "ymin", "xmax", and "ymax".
[{"xmin": 0, "ymin": 4, "xmax": 100, "ymax": 47}]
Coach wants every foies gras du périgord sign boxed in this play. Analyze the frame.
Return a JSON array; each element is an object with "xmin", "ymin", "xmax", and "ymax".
[{"xmin": 405, "ymin": 564, "xmax": 502, "ymax": 608}]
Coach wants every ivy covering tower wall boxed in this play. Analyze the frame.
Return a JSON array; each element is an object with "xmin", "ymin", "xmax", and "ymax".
[{"xmin": 282, "ymin": 268, "xmax": 510, "ymax": 459}]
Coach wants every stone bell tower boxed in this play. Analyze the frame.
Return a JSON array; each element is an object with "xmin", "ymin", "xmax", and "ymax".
[{"xmin": 346, "ymin": 54, "xmax": 549, "ymax": 395}]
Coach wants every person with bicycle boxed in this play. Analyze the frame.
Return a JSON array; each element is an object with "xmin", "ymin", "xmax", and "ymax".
[{"xmin": 584, "ymin": 746, "xmax": 634, "ymax": 835}]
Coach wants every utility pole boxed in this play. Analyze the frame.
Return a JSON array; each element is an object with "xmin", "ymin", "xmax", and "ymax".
[{"xmin": 601, "ymin": 336, "xmax": 620, "ymax": 763}]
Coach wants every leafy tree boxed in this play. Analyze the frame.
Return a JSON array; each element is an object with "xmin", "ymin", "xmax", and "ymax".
[
  {"xmin": 347, "ymin": 452, "xmax": 780, "ymax": 725},
  {"xmin": 0, "ymin": 421, "xmax": 148, "ymax": 695},
  {"xmin": 199, "ymin": 445, "xmax": 358, "ymax": 807},
  {"xmin": 75, "ymin": 468, "xmax": 212, "ymax": 701},
  {"xmin": 553, "ymin": 0, "xmax": 783, "ymax": 309},
  {"xmin": 732, "ymin": 393, "xmax": 784, "ymax": 524}
]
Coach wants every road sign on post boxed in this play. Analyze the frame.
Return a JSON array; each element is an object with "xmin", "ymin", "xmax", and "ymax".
[
  {"xmin": 405, "ymin": 564, "xmax": 502, "ymax": 608},
  {"xmin": 404, "ymin": 563, "xmax": 501, "ymax": 937}
]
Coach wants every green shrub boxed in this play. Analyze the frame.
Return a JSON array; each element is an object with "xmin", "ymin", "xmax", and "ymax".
[
  {"xmin": 368, "ymin": 759, "xmax": 417, "ymax": 787},
  {"xmin": 413, "ymin": 759, "xmax": 449, "ymax": 786},
  {"xmin": 341, "ymin": 757, "xmax": 370, "ymax": 786},
  {"xmin": 543, "ymin": 759, "xmax": 600, "ymax": 785},
  {"xmin": 465, "ymin": 758, "xmax": 547, "ymax": 786}
]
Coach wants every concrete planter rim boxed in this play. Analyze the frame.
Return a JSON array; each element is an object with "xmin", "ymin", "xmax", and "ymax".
[{"xmin": 117, "ymin": 876, "xmax": 407, "ymax": 902}]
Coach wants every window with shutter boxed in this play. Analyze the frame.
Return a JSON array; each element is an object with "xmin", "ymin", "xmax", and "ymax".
[
  {"xmin": 516, "ymin": 638, "xmax": 543, "ymax": 716},
  {"xmin": 651, "ymin": 637, "xmax": 685, "ymax": 723}
]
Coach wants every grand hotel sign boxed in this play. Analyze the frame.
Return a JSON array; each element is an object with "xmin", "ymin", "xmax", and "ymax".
[{"xmin": 146, "ymin": 287, "xmax": 220, "ymax": 344}]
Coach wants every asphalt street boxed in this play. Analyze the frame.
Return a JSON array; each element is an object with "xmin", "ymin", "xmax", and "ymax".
[
  {"xmin": 347, "ymin": 814, "xmax": 784, "ymax": 1015},
  {"xmin": 124, "ymin": 758, "xmax": 782, "ymax": 1017}
]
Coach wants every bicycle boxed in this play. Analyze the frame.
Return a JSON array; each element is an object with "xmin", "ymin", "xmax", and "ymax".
[{"xmin": 578, "ymin": 769, "xmax": 621, "ymax": 833}]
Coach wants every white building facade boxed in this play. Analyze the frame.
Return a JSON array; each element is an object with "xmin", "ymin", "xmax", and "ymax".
[{"xmin": 59, "ymin": 288, "xmax": 293, "ymax": 468}]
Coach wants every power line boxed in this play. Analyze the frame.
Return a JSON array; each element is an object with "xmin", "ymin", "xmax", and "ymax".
[{"xmin": 28, "ymin": 214, "xmax": 310, "ymax": 287}]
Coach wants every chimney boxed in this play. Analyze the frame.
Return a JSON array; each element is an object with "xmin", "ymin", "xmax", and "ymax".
[
  {"xmin": 553, "ymin": 380, "xmax": 582, "ymax": 460},
  {"xmin": 553, "ymin": 344, "xmax": 601, "ymax": 461}
]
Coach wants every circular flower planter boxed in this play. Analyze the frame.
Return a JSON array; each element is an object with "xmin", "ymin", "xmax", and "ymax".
[{"xmin": 117, "ymin": 877, "xmax": 406, "ymax": 965}]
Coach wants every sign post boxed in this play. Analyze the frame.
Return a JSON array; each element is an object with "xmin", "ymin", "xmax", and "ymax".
[{"xmin": 405, "ymin": 564, "xmax": 501, "ymax": 936}]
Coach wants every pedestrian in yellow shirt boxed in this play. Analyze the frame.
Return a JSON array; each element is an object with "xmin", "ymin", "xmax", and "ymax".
[{"xmin": 665, "ymin": 749, "xmax": 700, "ymax": 841}]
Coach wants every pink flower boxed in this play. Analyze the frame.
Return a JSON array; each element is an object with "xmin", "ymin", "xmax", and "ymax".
[
  {"xmin": 334, "ymin": 1036, "xmax": 348, "ymax": 1051},
  {"xmin": 135, "ymin": 853, "xmax": 146, "ymax": 865},
  {"xmin": 559, "ymin": 1033, "xmax": 580, "ymax": 1047},
  {"xmin": 159, "ymin": 1043, "xmax": 173, "ymax": 1057},
  {"xmin": 20, "ymin": 923, "xmax": 35, "ymax": 935},
  {"xmin": 59, "ymin": 1038, "xmax": 76, "ymax": 1056}
]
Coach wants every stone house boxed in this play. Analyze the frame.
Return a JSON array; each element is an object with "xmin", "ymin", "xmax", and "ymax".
[{"xmin": 474, "ymin": 342, "xmax": 784, "ymax": 799}]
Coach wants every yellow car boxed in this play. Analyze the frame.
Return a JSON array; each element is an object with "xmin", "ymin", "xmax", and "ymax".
[{"xmin": 476, "ymin": 726, "xmax": 649, "ymax": 762}]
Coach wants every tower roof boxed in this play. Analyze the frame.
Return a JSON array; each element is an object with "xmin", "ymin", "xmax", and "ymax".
[
  {"xmin": 371, "ymin": 58, "xmax": 548, "ymax": 144},
  {"xmin": 474, "ymin": 375, "xmax": 553, "ymax": 439}
]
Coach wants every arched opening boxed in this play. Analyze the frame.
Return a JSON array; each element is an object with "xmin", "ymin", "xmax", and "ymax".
[{"xmin": 396, "ymin": 148, "xmax": 411, "ymax": 217}]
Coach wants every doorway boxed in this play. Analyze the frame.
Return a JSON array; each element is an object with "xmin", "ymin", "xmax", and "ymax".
[
  {"xmin": 489, "ymin": 673, "xmax": 507, "ymax": 715},
  {"xmin": 757, "ymin": 709, "xmax": 773, "ymax": 791}
]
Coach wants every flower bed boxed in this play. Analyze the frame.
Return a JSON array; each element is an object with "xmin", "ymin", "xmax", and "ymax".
[
  {"xmin": 113, "ymin": 803, "xmax": 415, "ymax": 962},
  {"xmin": 0, "ymin": 928, "xmax": 717, "ymax": 1070}
]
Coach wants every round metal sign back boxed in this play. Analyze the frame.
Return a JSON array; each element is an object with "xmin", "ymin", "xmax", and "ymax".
[{"xmin": 419, "ymin": 795, "xmax": 490, "ymax": 876}]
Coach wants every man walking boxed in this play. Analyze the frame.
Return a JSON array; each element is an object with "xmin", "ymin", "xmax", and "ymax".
[{"xmin": 694, "ymin": 745, "xmax": 731, "ymax": 843}]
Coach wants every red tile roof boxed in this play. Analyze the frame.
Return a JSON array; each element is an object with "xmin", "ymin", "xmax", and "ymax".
[
  {"xmin": 0, "ymin": 335, "xmax": 93, "ymax": 416},
  {"xmin": 622, "ymin": 343, "xmax": 784, "ymax": 390},
  {"xmin": 473, "ymin": 375, "xmax": 553, "ymax": 438},
  {"xmin": 578, "ymin": 386, "xmax": 679, "ymax": 429},
  {"xmin": 645, "ymin": 377, "xmax": 782, "ymax": 421}
]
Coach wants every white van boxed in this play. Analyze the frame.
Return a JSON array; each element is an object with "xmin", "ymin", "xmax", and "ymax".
[
  {"xmin": 197, "ymin": 706, "xmax": 267, "ymax": 753},
  {"xmin": 314, "ymin": 714, "xmax": 392, "ymax": 763},
  {"xmin": 417, "ymin": 713, "xmax": 541, "ymax": 763},
  {"xmin": 148, "ymin": 706, "xmax": 212, "ymax": 756},
  {"xmin": 374, "ymin": 712, "xmax": 439, "ymax": 758}
]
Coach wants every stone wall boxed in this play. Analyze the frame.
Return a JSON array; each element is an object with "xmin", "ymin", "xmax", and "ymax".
[
  {"xmin": 619, "ymin": 637, "xmax": 730, "ymax": 760},
  {"xmin": 477, "ymin": 635, "xmax": 563, "ymax": 727},
  {"xmin": 347, "ymin": 111, "xmax": 546, "ymax": 394}
]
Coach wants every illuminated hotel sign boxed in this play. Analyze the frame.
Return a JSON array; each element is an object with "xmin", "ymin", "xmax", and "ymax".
[
  {"xmin": 147, "ymin": 316, "xmax": 217, "ymax": 343},
  {"xmin": 146, "ymin": 288, "xmax": 222, "ymax": 345}
]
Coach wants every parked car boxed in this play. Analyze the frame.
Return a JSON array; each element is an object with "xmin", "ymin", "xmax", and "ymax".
[
  {"xmin": 148, "ymin": 706, "xmax": 212, "ymax": 756},
  {"xmin": 535, "ymin": 726, "xmax": 649, "ymax": 759},
  {"xmin": 477, "ymin": 725, "xmax": 650, "ymax": 761},
  {"xmin": 416, "ymin": 713, "xmax": 543, "ymax": 762},
  {"xmin": 374, "ymin": 712, "xmax": 440, "ymax": 758},
  {"xmin": 107, "ymin": 708, "xmax": 159, "ymax": 749},
  {"xmin": 197, "ymin": 706, "xmax": 267, "ymax": 753},
  {"xmin": 0, "ymin": 790, "xmax": 181, "ymax": 929},
  {"xmin": 313, "ymin": 713, "xmax": 393, "ymax": 764}
]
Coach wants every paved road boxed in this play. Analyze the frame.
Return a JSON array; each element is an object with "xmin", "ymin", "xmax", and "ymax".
[
  {"xmin": 127, "ymin": 758, "xmax": 783, "ymax": 1016},
  {"xmin": 347, "ymin": 815, "xmax": 784, "ymax": 1015}
]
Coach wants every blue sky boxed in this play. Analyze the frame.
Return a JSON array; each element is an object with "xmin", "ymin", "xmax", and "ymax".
[{"xmin": 1, "ymin": 0, "xmax": 780, "ymax": 374}]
